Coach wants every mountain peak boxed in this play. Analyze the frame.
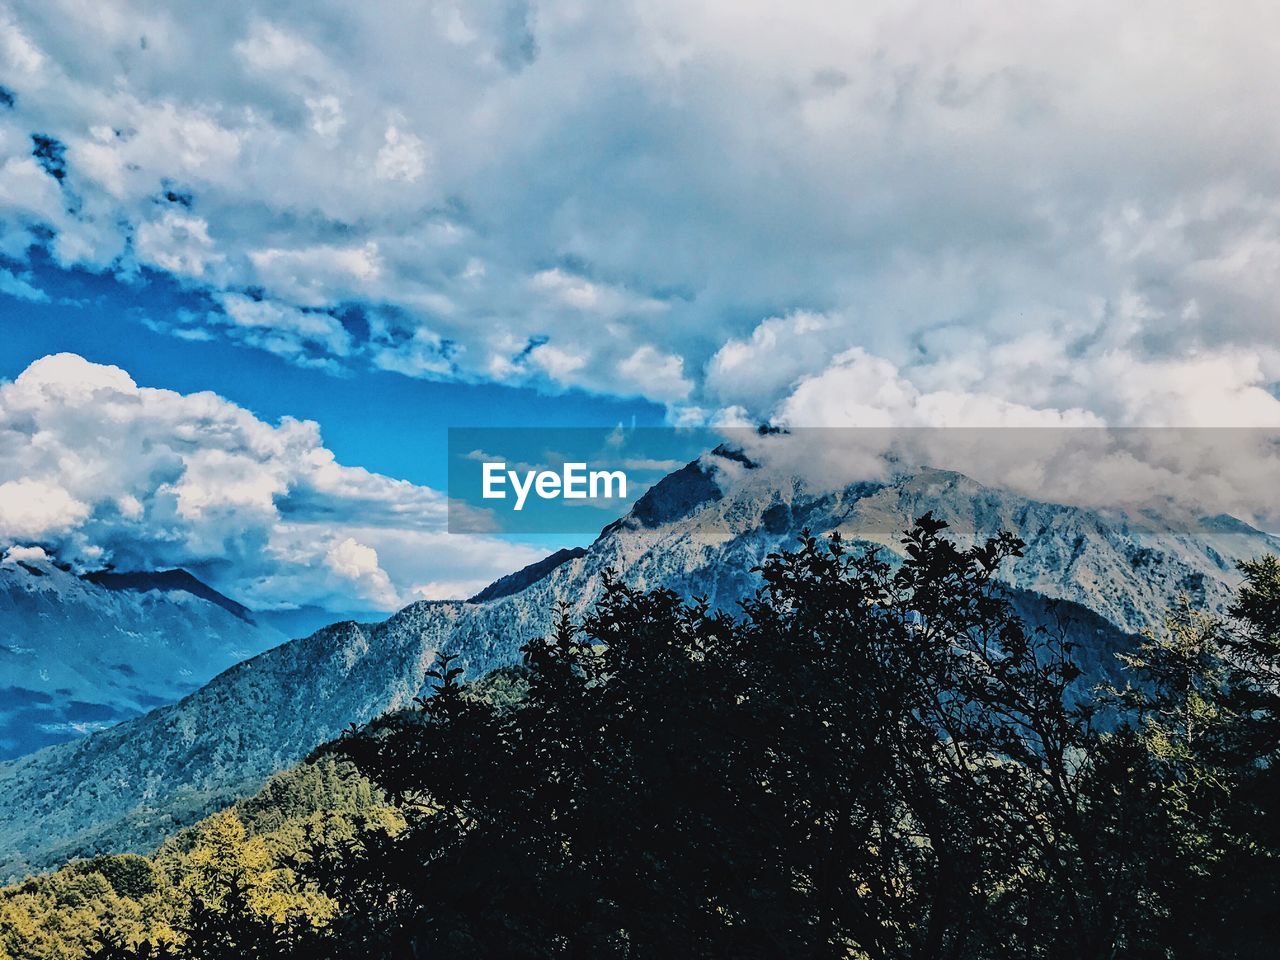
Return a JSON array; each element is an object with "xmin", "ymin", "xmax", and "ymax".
[
  {"xmin": 597, "ymin": 444, "xmax": 757, "ymax": 539},
  {"xmin": 79, "ymin": 568, "xmax": 255, "ymax": 623},
  {"xmin": 4, "ymin": 454, "xmax": 1278, "ymax": 878}
]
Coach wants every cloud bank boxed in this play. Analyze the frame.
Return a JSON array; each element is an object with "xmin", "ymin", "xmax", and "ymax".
[
  {"xmin": 1, "ymin": 1, "xmax": 1279, "ymax": 425},
  {"xmin": 0, "ymin": 353, "xmax": 544, "ymax": 610}
]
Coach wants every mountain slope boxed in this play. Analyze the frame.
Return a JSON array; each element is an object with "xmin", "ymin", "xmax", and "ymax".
[
  {"xmin": 1, "ymin": 455, "xmax": 1276, "ymax": 880},
  {"xmin": 0, "ymin": 553, "xmax": 283, "ymax": 760}
]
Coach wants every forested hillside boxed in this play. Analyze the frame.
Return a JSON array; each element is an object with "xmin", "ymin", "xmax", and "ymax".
[
  {"xmin": 5, "ymin": 519, "xmax": 1278, "ymax": 959},
  {"xmin": 4, "ymin": 461, "xmax": 1276, "ymax": 881},
  {"xmin": 0, "ymin": 757, "xmax": 397, "ymax": 960}
]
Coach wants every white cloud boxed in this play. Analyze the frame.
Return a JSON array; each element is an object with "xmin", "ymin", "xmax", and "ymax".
[
  {"xmin": 247, "ymin": 243, "xmax": 383, "ymax": 307},
  {"xmin": 324, "ymin": 537, "xmax": 399, "ymax": 608},
  {"xmin": 219, "ymin": 294, "xmax": 354, "ymax": 360},
  {"xmin": 374, "ymin": 124, "xmax": 430, "ymax": 183},
  {"xmin": 0, "ymin": 156, "xmax": 70, "ymax": 259},
  {"xmin": 706, "ymin": 311, "xmax": 834, "ymax": 409},
  {"xmin": 1082, "ymin": 350, "xmax": 1280, "ymax": 428},
  {"xmin": 0, "ymin": 353, "xmax": 544, "ymax": 611},
  {"xmin": 776, "ymin": 347, "xmax": 1103, "ymax": 428},
  {"xmin": 2, "ymin": 1, "xmax": 1280, "ymax": 423},
  {"xmin": 527, "ymin": 342, "xmax": 587, "ymax": 381},
  {"xmin": 70, "ymin": 101, "xmax": 245, "ymax": 200},
  {"xmin": 617, "ymin": 345, "xmax": 693, "ymax": 402},
  {"xmin": 529, "ymin": 269, "xmax": 667, "ymax": 317},
  {"xmin": 134, "ymin": 211, "xmax": 221, "ymax": 278},
  {"xmin": 719, "ymin": 423, "xmax": 1280, "ymax": 538},
  {"xmin": 0, "ymin": 478, "xmax": 89, "ymax": 539},
  {"xmin": 0, "ymin": 267, "xmax": 48, "ymax": 302},
  {"xmin": 234, "ymin": 20, "xmax": 325, "ymax": 76},
  {"xmin": 772, "ymin": 341, "xmax": 1280, "ymax": 429},
  {"xmin": 306, "ymin": 95, "xmax": 346, "ymax": 138},
  {"xmin": 370, "ymin": 326, "xmax": 457, "ymax": 378},
  {"xmin": 2, "ymin": 544, "xmax": 51, "ymax": 564},
  {"xmin": 0, "ymin": 12, "xmax": 46, "ymax": 77}
]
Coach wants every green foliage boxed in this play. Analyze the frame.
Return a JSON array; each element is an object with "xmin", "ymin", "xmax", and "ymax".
[
  {"xmin": 1111, "ymin": 600, "xmax": 1233, "ymax": 805},
  {"xmin": 1096, "ymin": 556, "xmax": 1280, "ymax": 956}
]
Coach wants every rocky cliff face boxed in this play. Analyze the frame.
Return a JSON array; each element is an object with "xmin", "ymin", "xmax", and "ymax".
[{"xmin": 1, "ymin": 452, "xmax": 1275, "ymax": 880}]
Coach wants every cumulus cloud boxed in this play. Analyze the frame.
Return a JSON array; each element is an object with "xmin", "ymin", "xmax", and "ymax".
[
  {"xmin": 616, "ymin": 345, "xmax": 692, "ymax": 403},
  {"xmin": 323, "ymin": 537, "xmax": 399, "ymax": 609},
  {"xmin": 529, "ymin": 269, "xmax": 667, "ymax": 318},
  {"xmin": 0, "ymin": 478, "xmax": 89, "ymax": 539},
  {"xmin": 133, "ymin": 211, "xmax": 222, "ymax": 278},
  {"xmin": 1, "ymin": 1, "xmax": 1280, "ymax": 423},
  {"xmin": 0, "ymin": 353, "xmax": 544, "ymax": 610},
  {"xmin": 2, "ymin": 543, "xmax": 50, "ymax": 564},
  {"xmin": 775, "ymin": 347, "xmax": 1104, "ymax": 429},
  {"xmin": 706, "ymin": 311, "xmax": 832, "ymax": 409},
  {"xmin": 247, "ymin": 243, "xmax": 383, "ymax": 308},
  {"xmin": 713, "ymin": 425, "xmax": 1280, "ymax": 538}
]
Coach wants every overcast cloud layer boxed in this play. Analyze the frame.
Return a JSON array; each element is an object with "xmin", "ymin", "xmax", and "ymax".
[
  {"xmin": 2, "ymin": 0, "xmax": 1279, "ymax": 426},
  {"xmin": 0, "ymin": 353, "xmax": 543, "ymax": 610}
]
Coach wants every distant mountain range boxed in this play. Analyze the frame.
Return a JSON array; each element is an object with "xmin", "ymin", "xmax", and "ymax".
[
  {"xmin": 1, "ymin": 450, "xmax": 1277, "ymax": 880},
  {"xmin": 0, "ymin": 555, "xmax": 284, "ymax": 760}
]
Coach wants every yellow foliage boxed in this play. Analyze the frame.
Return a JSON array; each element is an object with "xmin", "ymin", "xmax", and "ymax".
[{"xmin": 0, "ymin": 760, "xmax": 392, "ymax": 959}]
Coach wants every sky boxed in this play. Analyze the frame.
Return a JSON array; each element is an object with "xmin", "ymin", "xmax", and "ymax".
[{"xmin": 2, "ymin": 0, "xmax": 1280, "ymax": 612}]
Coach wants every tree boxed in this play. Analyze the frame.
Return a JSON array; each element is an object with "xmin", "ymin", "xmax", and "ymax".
[
  {"xmin": 317, "ymin": 518, "xmax": 1120, "ymax": 959},
  {"xmin": 165, "ymin": 811, "xmax": 335, "ymax": 959},
  {"xmin": 15, "ymin": 525, "xmax": 1279, "ymax": 959},
  {"xmin": 1101, "ymin": 556, "xmax": 1280, "ymax": 958}
]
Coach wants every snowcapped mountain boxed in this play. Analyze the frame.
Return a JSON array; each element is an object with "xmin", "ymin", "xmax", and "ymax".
[
  {"xmin": 1, "ymin": 450, "xmax": 1276, "ymax": 879},
  {"xmin": 0, "ymin": 551, "xmax": 284, "ymax": 761}
]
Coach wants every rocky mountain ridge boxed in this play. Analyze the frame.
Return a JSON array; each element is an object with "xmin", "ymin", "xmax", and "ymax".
[{"xmin": 1, "ymin": 453, "xmax": 1275, "ymax": 880}]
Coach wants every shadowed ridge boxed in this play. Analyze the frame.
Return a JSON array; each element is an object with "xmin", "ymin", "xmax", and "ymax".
[
  {"xmin": 81, "ymin": 568, "xmax": 255, "ymax": 624},
  {"xmin": 468, "ymin": 548, "xmax": 587, "ymax": 604},
  {"xmin": 596, "ymin": 443, "xmax": 758, "ymax": 540}
]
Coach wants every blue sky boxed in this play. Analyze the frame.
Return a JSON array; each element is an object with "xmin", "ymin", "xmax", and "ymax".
[
  {"xmin": 2, "ymin": 0, "xmax": 1280, "ymax": 613},
  {"xmin": 0, "ymin": 258, "xmax": 665, "ymax": 491}
]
